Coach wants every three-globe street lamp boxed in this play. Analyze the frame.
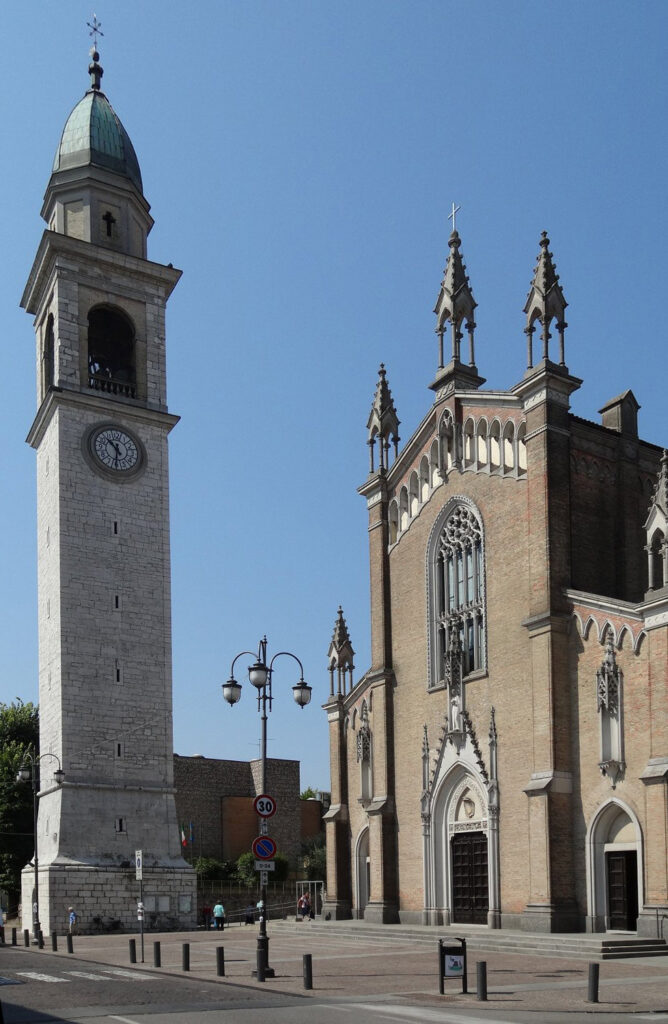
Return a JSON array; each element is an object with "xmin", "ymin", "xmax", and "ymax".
[
  {"xmin": 223, "ymin": 636, "xmax": 311, "ymax": 981},
  {"xmin": 17, "ymin": 752, "xmax": 65, "ymax": 942}
]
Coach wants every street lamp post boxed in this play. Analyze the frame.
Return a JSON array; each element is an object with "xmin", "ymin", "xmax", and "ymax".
[
  {"xmin": 223, "ymin": 636, "xmax": 311, "ymax": 981},
  {"xmin": 17, "ymin": 753, "xmax": 65, "ymax": 942}
]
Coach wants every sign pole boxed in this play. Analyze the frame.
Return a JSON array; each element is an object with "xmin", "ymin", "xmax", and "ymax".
[
  {"xmin": 251, "ymin": 795, "xmax": 278, "ymax": 980},
  {"xmin": 135, "ymin": 849, "xmax": 144, "ymax": 964},
  {"xmin": 139, "ymin": 877, "xmax": 144, "ymax": 963}
]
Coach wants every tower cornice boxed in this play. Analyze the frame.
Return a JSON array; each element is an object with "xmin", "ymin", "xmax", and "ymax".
[
  {"xmin": 26, "ymin": 386, "xmax": 180, "ymax": 450},
  {"xmin": 21, "ymin": 229, "xmax": 181, "ymax": 317}
]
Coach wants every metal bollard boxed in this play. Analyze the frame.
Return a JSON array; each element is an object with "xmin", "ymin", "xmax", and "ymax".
[
  {"xmin": 129, "ymin": 938, "xmax": 137, "ymax": 964},
  {"xmin": 587, "ymin": 962, "xmax": 599, "ymax": 1003},
  {"xmin": 23, "ymin": 929, "xmax": 29, "ymax": 947},
  {"xmin": 0, "ymin": 925, "xmax": 4, "ymax": 944},
  {"xmin": 182, "ymin": 943, "xmax": 190, "ymax": 972},
  {"xmin": 153, "ymin": 941, "xmax": 161, "ymax": 968},
  {"xmin": 0, "ymin": 995, "xmax": 5, "ymax": 1024},
  {"xmin": 216, "ymin": 946, "xmax": 225, "ymax": 977},
  {"xmin": 51, "ymin": 933, "xmax": 58, "ymax": 952},
  {"xmin": 303, "ymin": 953, "xmax": 313, "ymax": 990},
  {"xmin": 38, "ymin": 931, "xmax": 44, "ymax": 949},
  {"xmin": 476, "ymin": 961, "xmax": 487, "ymax": 1001},
  {"xmin": 256, "ymin": 942, "xmax": 266, "ymax": 983},
  {"xmin": 66, "ymin": 933, "xmax": 73, "ymax": 954},
  {"xmin": 11, "ymin": 928, "xmax": 16, "ymax": 946}
]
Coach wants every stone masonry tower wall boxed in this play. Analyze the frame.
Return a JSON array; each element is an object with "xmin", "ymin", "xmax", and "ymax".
[{"xmin": 19, "ymin": 49, "xmax": 195, "ymax": 935}]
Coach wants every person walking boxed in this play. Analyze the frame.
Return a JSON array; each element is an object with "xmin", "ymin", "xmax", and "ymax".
[
  {"xmin": 68, "ymin": 907, "xmax": 78, "ymax": 934},
  {"xmin": 213, "ymin": 900, "xmax": 225, "ymax": 930},
  {"xmin": 298, "ymin": 892, "xmax": 311, "ymax": 921}
]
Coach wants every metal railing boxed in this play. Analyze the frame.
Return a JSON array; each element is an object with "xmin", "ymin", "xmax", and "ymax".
[{"xmin": 88, "ymin": 373, "xmax": 136, "ymax": 399}]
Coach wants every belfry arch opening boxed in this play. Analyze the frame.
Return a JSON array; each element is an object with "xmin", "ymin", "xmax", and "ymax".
[{"xmin": 87, "ymin": 306, "xmax": 136, "ymax": 398}]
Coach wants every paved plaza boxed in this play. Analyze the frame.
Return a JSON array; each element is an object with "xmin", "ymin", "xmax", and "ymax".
[{"xmin": 2, "ymin": 919, "xmax": 667, "ymax": 1021}]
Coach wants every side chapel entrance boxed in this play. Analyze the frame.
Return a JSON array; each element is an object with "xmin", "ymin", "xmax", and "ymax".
[
  {"xmin": 451, "ymin": 831, "xmax": 488, "ymax": 924},
  {"xmin": 356, "ymin": 827, "xmax": 370, "ymax": 919},
  {"xmin": 587, "ymin": 800, "xmax": 642, "ymax": 933}
]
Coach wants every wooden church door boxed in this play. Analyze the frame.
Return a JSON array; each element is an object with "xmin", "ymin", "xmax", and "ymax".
[{"xmin": 451, "ymin": 831, "xmax": 488, "ymax": 924}]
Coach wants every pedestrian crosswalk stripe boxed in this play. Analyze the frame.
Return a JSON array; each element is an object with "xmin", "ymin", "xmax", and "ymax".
[
  {"xmin": 16, "ymin": 972, "xmax": 68, "ymax": 983},
  {"xmin": 67, "ymin": 970, "xmax": 111, "ymax": 981},
  {"xmin": 101, "ymin": 968, "xmax": 151, "ymax": 981}
]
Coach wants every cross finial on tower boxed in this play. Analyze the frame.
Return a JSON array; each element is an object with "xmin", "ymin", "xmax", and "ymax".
[
  {"xmin": 87, "ymin": 13, "xmax": 104, "ymax": 50},
  {"xmin": 448, "ymin": 202, "xmax": 461, "ymax": 235}
]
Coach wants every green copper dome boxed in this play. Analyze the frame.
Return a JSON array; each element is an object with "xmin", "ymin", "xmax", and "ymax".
[{"xmin": 53, "ymin": 88, "xmax": 143, "ymax": 193}]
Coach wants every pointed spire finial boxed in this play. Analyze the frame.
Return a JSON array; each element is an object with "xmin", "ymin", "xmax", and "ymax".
[
  {"xmin": 328, "ymin": 606, "xmax": 355, "ymax": 697},
  {"xmin": 87, "ymin": 14, "xmax": 104, "ymax": 91},
  {"xmin": 432, "ymin": 218, "xmax": 484, "ymax": 390},
  {"xmin": 648, "ymin": 450, "xmax": 668, "ymax": 518},
  {"xmin": 366, "ymin": 364, "xmax": 400, "ymax": 474},
  {"xmin": 523, "ymin": 231, "xmax": 568, "ymax": 369}
]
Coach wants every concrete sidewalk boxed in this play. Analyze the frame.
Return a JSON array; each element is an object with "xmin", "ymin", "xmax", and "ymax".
[{"xmin": 5, "ymin": 919, "xmax": 668, "ymax": 1017}]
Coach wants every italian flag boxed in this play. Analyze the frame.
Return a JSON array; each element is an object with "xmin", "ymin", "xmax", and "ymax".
[{"xmin": 180, "ymin": 825, "xmax": 187, "ymax": 847}]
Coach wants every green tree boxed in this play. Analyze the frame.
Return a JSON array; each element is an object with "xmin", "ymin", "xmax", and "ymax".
[
  {"xmin": 236, "ymin": 850, "xmax": 289, "ymax": 885},
  {"xmin": 0, "ymin": 701, "xmax": 39, "ymax": 907},
  {"xmin": 301, "ymin": 833, "xmax": 326, "ymax": 880},
  {"xmin": 300, "ymin": 786, "xmax": 318, "ymax": 800},
  {"xmin": 193, "ymin": 857, "xmax": 236, "ymax": 881}
]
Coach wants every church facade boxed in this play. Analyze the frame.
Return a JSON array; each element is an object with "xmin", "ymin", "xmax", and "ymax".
[
  {"xmin": 323, "ymin": 230, "xmax": 668, "ymax": 936},
  {"xmin": 20, "ymin": 46, "xmax": 195, "ymax": 933}
]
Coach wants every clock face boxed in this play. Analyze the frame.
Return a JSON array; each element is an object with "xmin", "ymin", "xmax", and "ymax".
[{"xmin": 92, "ymin": 427, "xmax": 141, "ymax": 472}]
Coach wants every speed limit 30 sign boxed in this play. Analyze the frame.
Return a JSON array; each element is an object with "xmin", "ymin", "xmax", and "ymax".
[{"xmin": 254, "ymin": 794, "xmax": 277, "ymax": 818}]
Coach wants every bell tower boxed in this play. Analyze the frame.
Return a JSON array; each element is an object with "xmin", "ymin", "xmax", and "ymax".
[{"xmin": 20, "ymin": 44, "xmax": 195, "ymax": 933}]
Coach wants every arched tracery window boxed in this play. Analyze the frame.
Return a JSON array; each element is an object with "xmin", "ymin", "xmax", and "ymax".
[{"xmin": 429, "ymin": 501, "xmax": 486, "ymax": 687}]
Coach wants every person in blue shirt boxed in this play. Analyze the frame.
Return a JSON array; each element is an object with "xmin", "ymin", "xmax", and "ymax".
[{"xmin": 213, "ymin": 901, "xmax": 225, "ymax": 930}]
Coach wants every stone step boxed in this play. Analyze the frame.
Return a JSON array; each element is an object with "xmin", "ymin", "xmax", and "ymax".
[{"xmin": 277, "ymin": 920, "xmax": 668, "ymax": 960}]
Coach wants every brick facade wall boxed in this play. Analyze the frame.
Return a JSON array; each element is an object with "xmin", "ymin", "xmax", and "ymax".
[
  {"xmin": 326, "ymin": 363, "xmax": 668, "ymax": 936},
  {"xmin": 173, "ymin": 755, "xmax": 304, "ymax": 866}
]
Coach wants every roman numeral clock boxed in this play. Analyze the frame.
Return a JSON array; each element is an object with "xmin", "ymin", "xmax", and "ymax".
[{"xmin": 19, "ymin": 44, "xmax": 195, "ymax": 935}]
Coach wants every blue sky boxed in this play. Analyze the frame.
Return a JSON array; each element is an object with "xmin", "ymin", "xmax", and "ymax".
[{"xmin": 0, "ymin": 1, "xmax": 667, "ymax": 791}]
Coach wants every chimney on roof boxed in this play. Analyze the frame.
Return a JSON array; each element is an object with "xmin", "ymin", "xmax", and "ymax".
[{"xmin": 599, "ymin": 390, "xmax": 639, "ymax": 438}]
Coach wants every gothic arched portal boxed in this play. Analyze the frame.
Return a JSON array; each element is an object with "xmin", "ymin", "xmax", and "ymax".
[
  {"xmin": 586, "ymin": 799, "xmax": 643, "ymax": 933},
  {"xmin": 424, "ymin": 754, "xmax": 499, "ymax": 928}
]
